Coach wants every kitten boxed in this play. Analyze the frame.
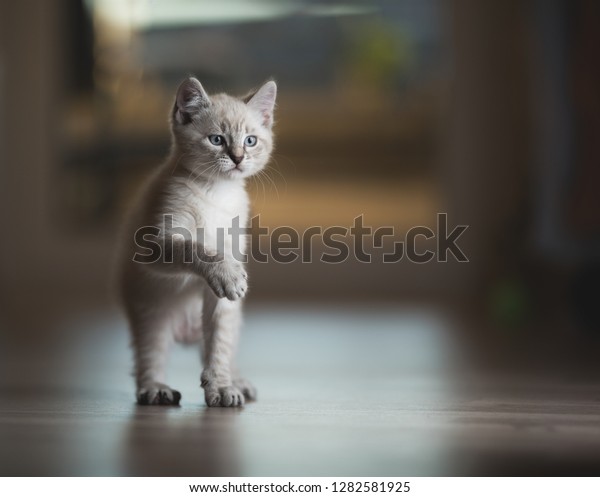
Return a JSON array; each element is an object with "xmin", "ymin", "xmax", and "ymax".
[{"xmin": 117, "ymin": 77, "xmax": 277, "ymax": 407}]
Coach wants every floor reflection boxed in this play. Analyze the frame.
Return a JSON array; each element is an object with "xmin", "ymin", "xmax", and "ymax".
[{"xmin": 123, "ymin": 405, "xmax": 241, "ymax": 476}]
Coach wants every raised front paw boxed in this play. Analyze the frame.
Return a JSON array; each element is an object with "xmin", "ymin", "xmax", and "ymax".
[
  {"xmin": 137, "ymin": 383, "xmax": 182, "ymax": 406},
  {"xmin": 205, "ymin": 260, "xmax": 248, "ymax": 301}
]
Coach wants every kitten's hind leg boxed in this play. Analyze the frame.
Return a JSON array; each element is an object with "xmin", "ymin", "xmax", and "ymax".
[
  {"xmin": 130, "ymin": 311, "xmax": 181, "ymax": 406},
  {"xmin": 200, "ymin": 292, "xmax": 245, "ymax": 407}
]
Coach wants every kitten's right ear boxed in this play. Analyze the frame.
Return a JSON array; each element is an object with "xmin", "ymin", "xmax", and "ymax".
[{"xmin": 173, "ymin": 77, "xmax": 210, "ymax": 125}]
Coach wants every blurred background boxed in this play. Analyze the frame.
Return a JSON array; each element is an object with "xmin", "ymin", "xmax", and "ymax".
[{"xmin": 1, "ymin": 0, "xmax": 600, "ymax": 477}]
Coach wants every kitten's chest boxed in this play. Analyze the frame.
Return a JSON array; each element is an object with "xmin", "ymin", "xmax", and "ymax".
[{"xmin": 189, "ymin": 182, "xmax": 249, "ymax": 241}]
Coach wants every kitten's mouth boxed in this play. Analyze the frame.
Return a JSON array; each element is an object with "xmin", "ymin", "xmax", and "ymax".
[{"xmin": 227, "ymin": 164, "xmax": 245, "ymax": 175}]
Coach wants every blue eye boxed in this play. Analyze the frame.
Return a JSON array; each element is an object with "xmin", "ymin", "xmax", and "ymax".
[
  {"xmin": 244, "ymin": 135, "xmax": 257, "ymax": 147},
  {"xmin": 208, "ymin": 135, "xmax": 224, "ymax": 146}
]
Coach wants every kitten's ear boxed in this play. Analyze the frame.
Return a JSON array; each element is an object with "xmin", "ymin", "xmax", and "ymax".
[
  {"xmin": 244, "ymin": 80, "xmax": 277, "ymax": 128},
  {"xmin": 173, "ymin": 77, "xmax": 210, "ymax": 125}
]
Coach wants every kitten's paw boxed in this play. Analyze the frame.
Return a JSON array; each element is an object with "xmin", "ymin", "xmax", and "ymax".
[
  {"xmin": 233, "ymin": 377, "xmax": 257, "ymax": 402},
  {"xmin": 204, "ymin": 386, "xmax": 245, "ymax": 408},
  {"xmin": 137, "ymin": 383, "xmax": 182, "ymax": 406},
  {"xmin": 201, "ymin": 369, "xmax": 245, "ymax": 407},
  {"xmin": 206, "ymin": 260, "xmax": 248, "ymax": 301}
]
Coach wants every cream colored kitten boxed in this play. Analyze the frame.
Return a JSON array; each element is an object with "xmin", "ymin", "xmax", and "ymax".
[{"xmin": 117, "ymin": 77, "xmax": 276, "ymax": 407}]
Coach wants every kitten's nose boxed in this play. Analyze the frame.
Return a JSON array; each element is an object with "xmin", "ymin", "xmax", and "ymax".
[{"xmin": 229, "ymin": 154, "xmax": 244, "ymax": 165}]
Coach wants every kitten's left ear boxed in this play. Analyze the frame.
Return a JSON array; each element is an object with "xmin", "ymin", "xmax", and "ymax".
[{"xmin": 244, "ymin": 80, "xmax": 277, "ymax": 128}]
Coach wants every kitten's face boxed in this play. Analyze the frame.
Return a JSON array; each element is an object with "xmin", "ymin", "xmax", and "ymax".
[{"xmin": 171, "ymin": 78, "xmax": 276, "ymax": 181}]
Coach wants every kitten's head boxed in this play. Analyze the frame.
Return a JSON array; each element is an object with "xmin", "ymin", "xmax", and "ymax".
[{"xmin": 171, "ymin": 77, "xmax": 277, "ymax": 180}]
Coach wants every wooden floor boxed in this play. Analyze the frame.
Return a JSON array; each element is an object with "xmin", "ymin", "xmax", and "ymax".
[{"xmin": 1, "ymin": 305, "xmax": 600, "ymax": 476}]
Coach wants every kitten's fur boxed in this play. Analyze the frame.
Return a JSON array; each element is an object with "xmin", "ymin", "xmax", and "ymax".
[{"xmin": 117, "ymin": 77, "xmax": 276, "ymax": 407}]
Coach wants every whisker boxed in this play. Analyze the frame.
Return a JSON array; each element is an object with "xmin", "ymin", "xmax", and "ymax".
[
  {"xmin": 266, "ymin": 159, "xmax": 287, "ymax": 193},
  {"xmin": 187, "ymin": 158, "xmax": 219, "ymax": 183},
  {"xmin": 250, "ymin": 174, "xmax": 263, "ymax": 207},
  {"xmin": 258, "ymin": 169, "xmax": 280, "ymax": 200},
  {"xmin": 272, "ymin": 153, "xmax": 298, "ymax": 173},
  {"xmin": 170, "ymin": 152, "xmax": 192, "ymax": 175},
  {"xmin": 256, "ymin": 169, "xmax": 267, "ymax": 203}
]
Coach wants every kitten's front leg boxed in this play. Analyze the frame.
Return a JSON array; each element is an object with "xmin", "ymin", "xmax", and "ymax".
[
  {"xmin": 155, "ymin": 236, "xmax": 248, "ymax": 301},
  {"xmin": 200, "ymin": 291, "xmax": 246, "ymax": 407}
]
